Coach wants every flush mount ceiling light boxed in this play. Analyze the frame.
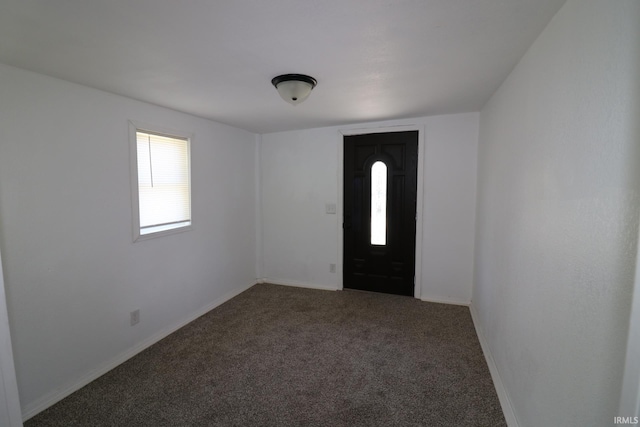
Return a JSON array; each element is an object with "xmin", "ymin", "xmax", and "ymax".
[{"xmin": 271, "ymin": 74, "xmax": 317, "ymax": 105}]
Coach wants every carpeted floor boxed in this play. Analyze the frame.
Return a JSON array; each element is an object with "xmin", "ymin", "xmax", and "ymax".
[{"xmin": 26, "ymin": 283, "xmax": 506, "ymax": 426}]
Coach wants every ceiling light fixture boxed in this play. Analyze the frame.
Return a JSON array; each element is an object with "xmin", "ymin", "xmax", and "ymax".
[{"xmin": 271, "ymin": 74, "xmax": 317, "ymax": 105}]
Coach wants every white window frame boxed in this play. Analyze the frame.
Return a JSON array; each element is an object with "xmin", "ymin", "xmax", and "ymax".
[{"xmin": 129, "ymin": 120, "xmax": 193, "ymax": 242}]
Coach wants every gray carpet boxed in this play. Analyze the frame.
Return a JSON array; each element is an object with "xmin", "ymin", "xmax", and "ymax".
[{"xmin": 26, "ymin": 283, "xmax": 506, "ymax": 426}]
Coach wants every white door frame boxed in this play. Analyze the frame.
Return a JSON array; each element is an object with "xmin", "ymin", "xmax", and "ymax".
[{"xmin": 336, "ymin": 123, "xmax": 425, "ymax": 299}]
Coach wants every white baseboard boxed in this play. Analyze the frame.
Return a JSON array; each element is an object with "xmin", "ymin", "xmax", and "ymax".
[
  {"xmin": 261, "ymin": 278, "xmax": 338, "ymax": 292},
  {"xmin": 22, "ymin": 281, "xmax": 256, "ymax": 421},
  {"xmin": 420, "ymin": 295, "xmax": 470, "ymax": 306},
  {"xmin": 469, "ymin": 304, "xmax": 519, "ymax": 427}
]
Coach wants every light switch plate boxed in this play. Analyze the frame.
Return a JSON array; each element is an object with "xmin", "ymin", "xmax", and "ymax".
[{"xmin": 325, "ymin": 203, "xmax": 336, "ymax": 214}]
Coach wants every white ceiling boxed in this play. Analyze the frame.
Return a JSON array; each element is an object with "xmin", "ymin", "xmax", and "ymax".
[{"xmin": 0, "ymin": 0, "xmax": 566, "ymax": 134}]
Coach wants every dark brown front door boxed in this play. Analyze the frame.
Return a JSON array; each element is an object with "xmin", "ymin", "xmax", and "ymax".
[{"xmin": 343, "ymin": 131, "xmax": 418, "ymax": 296}]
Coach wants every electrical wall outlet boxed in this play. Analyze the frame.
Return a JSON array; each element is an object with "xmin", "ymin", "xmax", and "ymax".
[
  {"xmin": 325, "ymin": 203, "xmax": 337, "ymax": 214},
  {"xmin": 130, "ymin": 309, "xmax": 140, "ymax": 326},
  {"xmin": 330, "ymin": 263, "xmax": 336, "ymax": 273}
]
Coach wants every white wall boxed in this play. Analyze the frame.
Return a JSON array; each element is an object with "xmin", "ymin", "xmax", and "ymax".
[
  {"xmin": 260, "ymin": 126, "xmax": 340, "ymax": 290},
  {"xmin": 620, "ymin": 225, "xmax": 640, "ymax": 418},
  {"xmin": 0, "ymin": 63, "xmax": 257, "ymax": 418},
  {"xmin": 473, "ymin": 0, "xmax": 640, "ymax": 425},
  {"xmin": 0, "ymin": 248, "xmax": 22, "ymax": 427},
  {"xmin": 422, "ymin": 114, "xmax": 478, "ymax": 304},
  {"xmin": 260, "ymin": 113, "xmax": 478, "ymax": 304}
]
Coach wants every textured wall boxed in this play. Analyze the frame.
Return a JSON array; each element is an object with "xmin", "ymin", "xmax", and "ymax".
[
  {"xmin": 473, "ymin": 0, "xmax": 640, "ymax": 425},
  {"xmin": 0, "ymin": 64, "xmax": 257, "ymax": 416}
]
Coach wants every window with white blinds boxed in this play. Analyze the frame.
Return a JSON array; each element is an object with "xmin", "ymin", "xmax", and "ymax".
[{"xmin": 131, "ymin": 125, "xmax": 192, "ymax": 240}]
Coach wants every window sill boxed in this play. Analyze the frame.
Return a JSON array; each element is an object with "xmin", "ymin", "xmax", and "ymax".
[{"xmin": 134, "ymin": 222, "xmax": 192, "ymax": 242}]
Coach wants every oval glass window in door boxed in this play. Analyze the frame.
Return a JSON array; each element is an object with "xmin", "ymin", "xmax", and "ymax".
[{"xmin": 371, "ymin": 161, "xmax": 387, "ymax": 245}]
